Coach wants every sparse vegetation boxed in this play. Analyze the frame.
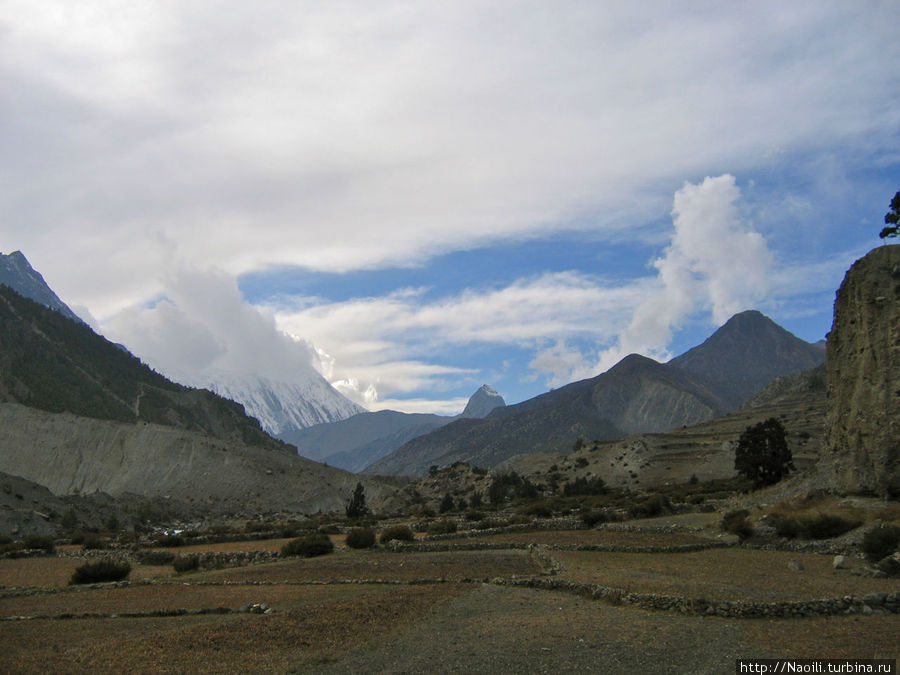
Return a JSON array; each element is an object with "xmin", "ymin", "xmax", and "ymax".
[
  {"xmin": 69, "ymin": 558, "xmax": 132, "ymax": 584},
  {"xmin": 426, "ymin": 519, "xmax": 458, "ymax": 536},
  {"xmin": 879, "ymin": 189, "xmax": 900, "ymax": 239},
  {"xmin": 345, "ymin": 528, "xmax": 376, "ymax": 549},
  {"xmin": 721, "ymin": 509, "xmax": 754, "ymax": 540},
  {"xmin": 379, "ymin": 525, "xmax": 415, "ymax": 545},
  {"xmin": 173, "ymin": 554, "xmax": 200, "ymax": 573},
  {"xmin": 862, "ymin": 525, "xmax": 900, "ymax": 563},
  {"xmin": 281, "ymin": 533, "xmax": 334, "ymax": 558},
  {"xmin": 563, "ymin": 475, "xmax": 606, "ymax": 497},
  {"xmin": 768, "ymin": 513, "xmax": 861, "ymax": 540}
]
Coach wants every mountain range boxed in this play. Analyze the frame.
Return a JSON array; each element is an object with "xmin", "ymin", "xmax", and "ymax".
[
  {"xmin": 365, "ymin": 311, "xmax": 825, "ymax": 476},
  {"xmin": 281, "ymin": 384, "xmax": 506, "ymax": 472},
  {"xmin": 0, "ymin": 251, "xmax": 365, "ymax": 439},
  {"xmin": 0, "ymin": 280, "xmax": 396, "ymax": 513}
]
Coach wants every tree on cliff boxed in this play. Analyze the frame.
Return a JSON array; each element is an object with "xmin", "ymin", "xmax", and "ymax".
[
  {"xmin": 880, "ymin": 190, "xmax": 900, "ymax": 239},
  {"xmin": 734, "ymin": 418, "xmax": 794, "ymax": 488}
]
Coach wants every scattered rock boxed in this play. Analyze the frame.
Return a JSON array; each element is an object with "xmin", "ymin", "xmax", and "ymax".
[
  {"xmin": 787, "ymin": 559, "xmax": 804, "ymax": 571},
  {"xmin": 832, "ymin": 555, "xmax": 849, "ymax": 570}
]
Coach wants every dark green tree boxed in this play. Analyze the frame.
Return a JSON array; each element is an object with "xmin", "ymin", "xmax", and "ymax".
[
  {"xmin": 439, "ymin": 493, "xmax": 456, "ymax": 513},
  {"xmin": 880, "ymin": 190, "xmax": 900, "ymax": 239},
  {"xmin": 345, "ymin": 482, "xmax": 369, "ymax": 520},
  {"xmin": 734, "ymin": 418, "xmax": 794, "ymax": 488}
]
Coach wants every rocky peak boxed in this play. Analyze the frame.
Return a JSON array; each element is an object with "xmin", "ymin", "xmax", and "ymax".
[
  {"xmin": 460, "ymin": 384, "xmax": 506, "ymax": 418},
  {"xmin": 0, "ymin": 250, "xmax": 85, "ymax": 325},
  {"xmin": 823, "ymin": 244, "xmax": 900, "ymax": 498}
]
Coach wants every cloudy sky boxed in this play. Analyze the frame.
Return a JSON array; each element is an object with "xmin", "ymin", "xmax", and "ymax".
[{"xmin": 3, "ymin": 2, "xmax": 898, "ymax": 414}]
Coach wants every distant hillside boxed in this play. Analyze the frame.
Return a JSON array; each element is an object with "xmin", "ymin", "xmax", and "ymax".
[
  {"xmin": 366, "ymin": 310, "xmax": 825, "ymax": 477},
  {"xmin": 365, "ymin": 355, "xmax": 728, "ymax": 476},
  {"xmin": 283, "ymin": 385, "xmax": 507, "ymax": 472},
  {"xmin": 0, "ymin": 284, "xmax": 285, "ymax": 452},
  {"xmin": 668, "ymin": 310, "xmax": 825, "ymax": 409},
  {"xmin": 0, "ymin": 284, "xmax": 399, "ymax": 512}
]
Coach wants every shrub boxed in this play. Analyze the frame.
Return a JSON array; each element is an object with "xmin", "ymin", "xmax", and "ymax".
[
  {"xmin": 721, "ymin": 509, "xmax": 754, "ymax": 540},
  {"xmin": 155, "ymin": 534, "xmax": 185, "ymax": 547},
  {"xmin": 70, "ymin": 558, "xmax": 131, "ymax": 584},
  {"xmin": 439, "ymin": 493, "xmax": 456, "ymax": 514},
  {"xmin": 136, "ymin": 550, "xmax": 176, "ymax": 565},
  {"xmin": 563, "ymin": 476, "xmax": 607, "ymax": 497},
  {"xmin": 580, "ymin": 510, "xmax": 609, "ymax": 528},
  {"xmin": 81, "ymin": 535, "xmax": 107, "ymax": 551},
  {"xmin": 317, "ymin": 524, "xmax": 341, "ymax": 535},
  {"xmin": 379, "ymin": 525, "xmax": 415, "ymax": 545},
  {"xmin": 345, "ymin": 528, "xmax": 376, "ymax": 549},
  {"xmin": 464, "ymin": 510, "xmax": 484, "ymax": 521},
  {"xmin": 628, "ymin": 494, "xmax": 671, "ymax": 519},
  {"xmin": 22, "ymin": 535, "xmax": 55, "ymax": 553},
  {"xmin": 801, "ymin": 514, "xmax": 861, "ymax": 539},
  {"xmin": 173, "ymin": 554, "xmax": 200, "ymax": 573},
  {"xmin": 862, "ymin": 525, "xmax": 900, "ymax": 563},
  {"xmin": 518, "ymin": 503, "xmax": 553, "ymax": 518},
  {"xmin": 281, "ymin": 533, "xmax": 334, "ymax": 557},
  {"xmin": 769, "ymin": 513, "xmax": 861, "ymax": 540},
  {"xmin": 427, "ymin": 519, "xmax": 458, "ymax": 536}
]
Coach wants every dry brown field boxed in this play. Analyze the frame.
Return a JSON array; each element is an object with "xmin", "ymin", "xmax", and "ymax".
[{"xmin": 1, "ymin": 528, "xmax": 898, "ymax": 673}]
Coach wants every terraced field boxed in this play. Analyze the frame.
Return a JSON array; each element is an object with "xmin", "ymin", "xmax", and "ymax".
[{"xmin": 1, "ymin": 525, "xmax": 898, "ymax": 674}]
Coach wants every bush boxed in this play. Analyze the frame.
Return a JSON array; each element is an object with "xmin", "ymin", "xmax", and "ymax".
[
  {"xmin": 628, "ymin": 494, "xmax": 671, "ymax": 519},
  {"xmin": 464, "ymin": 510, "xmax": 484, "ymax": 522},
  {"xmin": 563, "ymin": 476, "xmax": 607, "ymax": 497},
  {"xmin": 81, "ymin": 535, "xmax": 107, "ymax": 551},
  {"xmin": 345, "ymin": 528, "xmax": 376, "ymax": 549},
  {"xmin": 136, "ymin": 550, "xmax": 176, "ymax": 565},
  {"xmin": 721, "ymin": 509, "xmax": 754, "ymax": 540},
  {"xmin": 173, "ymin": 554, "xmax": 200, "ymax": 573},
  {"xmin": 439, "ymin": 493, "xmax": 456, "ymax": 514},
  {"xmin": 155, "ymin": 534, "xmax": 185, "ymax": 547},
  {"xmin": 801, "ymin": 514, "xmax": 861, "ymax": 539},
  {"xmin": 379, "ymin": 525, "xmax": 415, "ymax": 545},
  {"xmin": 426, "ymin": 519, "xmax": 458, "ymax": 536},
  {"xmin": 769, "ymin": 513, "xmax": 861, "ymax": 540},
  {"xmin": 472, "ymin": 518, "xmax": 505, "ymax": 530},
  {"xmin": 281, "ymin": 533, "xmax": 334, "ymax": 558},
  {"xmin": 70, "ymin": 558, "xmax": 131, "ymax": 584},
  {"xmin": 862, "ymin": 525, "xmax": 900, "ymax": 563},
  {"xmin": 22, "ymin": 535, "xmax": 55, "ymax": 553},
  {"xmin": 580, "ymin": 510, "xmax": 609, "ymax": 528}
]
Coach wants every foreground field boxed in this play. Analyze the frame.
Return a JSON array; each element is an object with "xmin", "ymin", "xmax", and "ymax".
[{"xmin": 1, "ymin": 527, "xmax": 898, "ymax": 674}]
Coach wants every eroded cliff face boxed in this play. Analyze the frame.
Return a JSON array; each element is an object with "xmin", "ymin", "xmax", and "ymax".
[{"xmin": 823, "ymin": 244, "xmax": 900, "ymax": 497}]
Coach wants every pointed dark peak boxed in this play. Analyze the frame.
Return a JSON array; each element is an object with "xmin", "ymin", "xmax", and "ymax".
[
  {"xmin": 607, "ymin": 353, "xmax": 663, "ymax": 374},
  {"xmin": 0, "ymin": 250, "xmax": 85, "ymax": 325},
  {"xmin": 460, "ymin": 384, "xmax": 506, "ymax": 419},
  {"xmin": 668, "ymin": 309, "xmax": 825, "ymax": 409}
]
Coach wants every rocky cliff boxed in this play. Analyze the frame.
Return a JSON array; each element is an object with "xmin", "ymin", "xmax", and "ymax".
[{"xmin": 823, "ymin": 244, "xmax": 900, "ymax": 497}]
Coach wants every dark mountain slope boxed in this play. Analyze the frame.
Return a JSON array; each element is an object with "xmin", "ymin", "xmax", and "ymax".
[
  {"xmin": 0, "ymin": 283, "xmax": 287, "ymax": 452},
  {"xmin": 0, "ymin": 250, "xmax": 85, "ymax": 324},
  {"xmin": 366, "ymin": 311, "xmax": 825, "ymax": 477},
  {"xmin": 668, "ymin": 310, "xmax": 825, "ymax": 408},
  {"xmin": 365, "ymin": 355, "xmax": 729, "ymax": 476}
]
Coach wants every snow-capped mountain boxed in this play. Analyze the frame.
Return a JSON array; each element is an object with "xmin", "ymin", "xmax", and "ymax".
[
  {"xmin": 460, "ymin": 384, "xmax": 506, "ymax": 418},
  {"xmin": 184, "ymin": 369, "xmax": 366, "ymax": 436}
]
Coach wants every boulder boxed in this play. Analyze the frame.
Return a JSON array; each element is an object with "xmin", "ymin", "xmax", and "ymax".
[
  {"xmin": 876, "ymin": 552, "xmax": 900, "ymax": 577},
  {"xmin": 832, "ymin": 555, "xmax": 849, "ymax": 570},
  {"xmin": 822, "ymin": 245, "xmax": 900, "ymax": 497}
]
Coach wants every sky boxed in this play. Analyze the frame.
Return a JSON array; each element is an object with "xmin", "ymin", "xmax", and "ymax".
[{"xmin": 2, "ymin": 1, "xmax": 899, "ymax": 415}]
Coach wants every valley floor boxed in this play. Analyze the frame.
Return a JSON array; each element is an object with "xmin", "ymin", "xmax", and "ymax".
[{"xmin": 1, "ymin": 525, "xmax": 898, "ymax": 674}]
